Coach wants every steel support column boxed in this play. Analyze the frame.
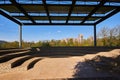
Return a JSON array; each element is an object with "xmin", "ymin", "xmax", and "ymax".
[
  {"xmin": 19, "ymin": 25, "xmax": 22, "ymax": 48},
  {"xmin": 94, "ymin": 25, "xmax": 97, "ymax": 47}
]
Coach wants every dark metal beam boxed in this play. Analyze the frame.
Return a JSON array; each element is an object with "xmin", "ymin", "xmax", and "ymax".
[
  {"xmin": 75, "ymin": 0, "xmax": 120, "ymax": 3},
  {"xmin": 12, "ymin": 15, "xmax": 103, "ymax": 18},
  {"xmin": 1, "ymin": 0, "xmax": 119, "ymax": 26},
  {"xmin": 66, "ymin": 0, "xmax": 76, "ymax": 23},
  {"xmin": 95, "ymin": 8, "xmax": 120, "ymax": 25},
  {"xmin": 1, "ymin": 0, "xmax": 119, "ymax": 4},
  {"xmin": 23, "ymin": 23, "xmax": 94, "ymax": 26},
  {"xmin": 0, "ymin": 10, "xmax": 22, "ymax": 25},
  {"xmin": 42, "ymin": 0, "xmax": 51, "ymax": 23},
  {"xmin": 81, "ymin": 0, "xmax": 108, "ymax": 24},
  {"xmin": 10, "ymin": 0, "xmax": 35, "ymax": 24},
  {"xmin": 1, "ymin": 4, "xmax": 119, "ymax": 8},
  {"xmin": 39, "ymin": 0, "xmax": 120, "ymax": 3}
]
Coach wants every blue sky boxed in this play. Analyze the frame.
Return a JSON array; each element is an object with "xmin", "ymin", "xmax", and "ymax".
[{"xmin": 0, "ymin": 12, "xmax": 120, "ymax": 42}]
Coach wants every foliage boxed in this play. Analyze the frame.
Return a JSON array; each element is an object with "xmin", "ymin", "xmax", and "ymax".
[
  {"xmin": 97, "ymin": 25, "xmax": 120, "ymax": 46},
  {"xmin": 41, "ymin": 41, "xmax": 51, "ymax": 47},
  {"xmin": 0, "ymin": 41, "xmax": 19, "ymax": 48},
  {"xmin": 0, "ymin": 26, "xmax": 120, "ymax": 48}
]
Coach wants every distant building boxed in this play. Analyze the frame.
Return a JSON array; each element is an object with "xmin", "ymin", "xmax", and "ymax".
[
  {"xmin": 78, "ymin": 34, "xmax": 83, "ymax": 43},
  {"xmin": 88, "ymin": 36, "xmax": 93, "ymax": 42},
  {"xmin": 61, "ymin": 38, "xmax": 69, "ymax": 43},
  {"xmin": 73, "ymin": 38, "xmax": 78, "ymax": 43},
  {"xmin": 61, "ymin": 34, "xmax": 84, "ymax": 43}
]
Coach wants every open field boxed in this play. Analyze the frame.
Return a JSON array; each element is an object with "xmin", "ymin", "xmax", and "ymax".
[{"xmin": 0, "ymin": 47, "xmax": 120, "ymax": 80}]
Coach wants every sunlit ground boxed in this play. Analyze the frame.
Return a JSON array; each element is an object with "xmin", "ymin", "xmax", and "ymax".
[{"xmin": 0, "ymin": 48, "xmax": 120, "ymax": 80}]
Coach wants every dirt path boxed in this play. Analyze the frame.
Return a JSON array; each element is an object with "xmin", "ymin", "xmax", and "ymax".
[
  {"xmin": 0, "ymin": 49, "xmax": 119, "ymax": 80},
  {"xmin": 0, "ymin": 57, "xmax": 81, "ymax": 80},
  {"xmin": 0, "ymin": 57, "xmax": 111, "ymax": 80}
]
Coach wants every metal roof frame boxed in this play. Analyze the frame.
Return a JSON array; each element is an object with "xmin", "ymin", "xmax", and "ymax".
[{"xmin": 0, "ymin": 0, "xmax": 119, "ymax": 26}]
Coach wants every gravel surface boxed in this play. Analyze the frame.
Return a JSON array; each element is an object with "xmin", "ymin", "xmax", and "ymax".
[{"xmin": 0, "ymin": 49, "xmax": 119, "ymax": 80}]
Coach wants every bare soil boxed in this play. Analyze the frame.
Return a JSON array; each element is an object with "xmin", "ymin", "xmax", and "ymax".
[{"xmin": 0, "ymin": 49, "xmax": 119, "ymax": 80}]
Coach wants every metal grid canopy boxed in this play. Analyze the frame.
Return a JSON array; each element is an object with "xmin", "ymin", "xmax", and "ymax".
[{"xmin": 0, "ymin": 0, "xmax": 120, "ymax": 26}]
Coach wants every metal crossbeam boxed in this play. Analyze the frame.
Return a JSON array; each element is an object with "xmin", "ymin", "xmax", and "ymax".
[
  {"xmin": 95, "ymin": 8, "xmax": 120, "ymax": 25},
  {"xmin": 1, "ymin": 4, "xmax": 119, "ymax": 8},
  {"xmin": 23, "ymin": 23, "xmax": 94, "ymax": 26},
  {"xmin": 0, "ymin": 10, "xmax": 22, "ymax": 25},
  {"xmin": 66, "ymin": 0, "xmax": 76, "ymax": 23},
  {"xmin": 10, "ymin": 0, "xmax": 35, "ymax": 24},
  {"xmin": 0, "ymin": 0, "xmax": 119, "ymax": 25},
  {"xmin": 41, "ymin": 0, "xmax": 120, "ymax": 3},
  {"xmin": 42, "ymin": 0, "xmax": 51, "ymax": 23},
  {"xmin": 12, "ymin": 16, "xmax": 103, "ymax": 18},
  {"xmin": 81, "ymin": 0, "xmax": 108, "ymax": 24}
]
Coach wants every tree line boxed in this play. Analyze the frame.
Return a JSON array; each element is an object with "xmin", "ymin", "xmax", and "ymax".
[
  {"xmin": 0, "ymin": 26, "xmax": 120, "ymax": 49},
  {"xmin": 97, "ymin": 26, "xmax": 120, "ymax": 46}
]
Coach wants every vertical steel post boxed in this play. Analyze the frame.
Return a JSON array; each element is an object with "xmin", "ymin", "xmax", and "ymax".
[
  {"xmin": 94, "ymin": 25, "xmax": 97, "ymax": 47},
  {"xmin": 19, "ymin": 25, "xmax": 22, "ymax": 48}
]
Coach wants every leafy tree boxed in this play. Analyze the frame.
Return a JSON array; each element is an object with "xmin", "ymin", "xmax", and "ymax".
[
  {"xmin": 97, "ymin": 25, "xmax": 120, "ymax": 46},
  {"xmin": 98, "ymin": 26, "xmax": 109, "ymax": 46},
  {"xmin": 41, "ymin": 41, "xmax": 51, "ymax": 47}
]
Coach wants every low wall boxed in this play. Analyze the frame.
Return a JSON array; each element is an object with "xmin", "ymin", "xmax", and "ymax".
[
  {"xmin": 0, "ymin": 48, "xmax": 30, "ymax": 55},
  {"xmin": 31, "ymin": 46, "xmax": 120, "ymax": 56}
]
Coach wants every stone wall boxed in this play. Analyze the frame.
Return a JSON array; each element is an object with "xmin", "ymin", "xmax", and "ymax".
[{"xmin": 31, "ymin": 47, "xmax": 120, "ymax": 56}]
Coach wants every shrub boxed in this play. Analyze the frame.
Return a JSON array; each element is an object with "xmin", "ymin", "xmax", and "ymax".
[{"xmin": 41, "ymin": 42, "xmax": 51, "ymax": 47}]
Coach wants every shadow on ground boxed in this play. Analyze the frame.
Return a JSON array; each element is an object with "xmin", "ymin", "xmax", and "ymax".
[{"xmin": 73, "ymin": 55, "xmax": 120, "ymax": 80}]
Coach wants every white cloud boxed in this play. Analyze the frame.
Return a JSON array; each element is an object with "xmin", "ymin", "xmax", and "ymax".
[
  {"xmin": 48, "ymin": 32, "xmax": 51, "ymax": 34},
  {"xmin": 57, "ymin": 30, "xmax": 61, "ymax": 33}
]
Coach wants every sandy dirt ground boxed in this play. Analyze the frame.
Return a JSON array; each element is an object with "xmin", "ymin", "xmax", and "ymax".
[{"xmin": 0, "ymin": 49, "xmax": 119, "ymax": 80}]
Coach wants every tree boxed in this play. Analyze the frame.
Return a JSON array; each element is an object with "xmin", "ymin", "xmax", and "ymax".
[
  {"xmin": 108, "ymin": 27, "xmax": 118, "ymax": 46},
  {"xmin": 49, "ymin": 39, "xmax": 56, "ymax": 46},
  {"xmin": 97, "ymin": 26, "xmax": 120, "ymax": 46},
  {"xmin": 41, "ymin": 41, "xmax": 51, "ymax": 47},
  {"xmin": 116, "ymin": 26, "xmax": 120, "ymax": 46},
  {"xmin": 98, "ymin": 26, "xmax": 109, "ymax": 46}
]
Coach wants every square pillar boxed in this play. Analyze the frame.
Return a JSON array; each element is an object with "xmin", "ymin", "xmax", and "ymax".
[
  {"xmin": 19, "ymin": 25, "xmax": 22, "ymax": 48},
  {"xmin": 94, "ymin": 25, "xmax": 97, "ymax": 47}
]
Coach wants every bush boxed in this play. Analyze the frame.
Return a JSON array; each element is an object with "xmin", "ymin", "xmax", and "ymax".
[{"xmin": 41, "ymin": 42, "xmax": 51, "ymax": 47}]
